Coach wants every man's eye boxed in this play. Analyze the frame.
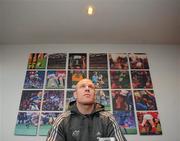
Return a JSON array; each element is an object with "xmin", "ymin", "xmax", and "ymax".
[
  {"xmin": 80, "ymin": 84, "xmax": 86, "ymax": 88},
  {"xmin": 88, "ymin": 85, "xmax": 94, "ymax": 89},
  {"xmin": 79, "ymin": 84, "xmax": 94, "ymax": 89}
]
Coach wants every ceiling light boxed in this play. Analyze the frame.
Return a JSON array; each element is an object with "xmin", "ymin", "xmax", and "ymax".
[{"xmin": 87, "ymin": 6, "xmax": 95, "ymax": 15}]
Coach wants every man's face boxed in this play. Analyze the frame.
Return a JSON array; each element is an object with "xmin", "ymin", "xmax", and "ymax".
[{"xmin": 74, "ymin": 79, "xmax": 95, "ymax": 105}]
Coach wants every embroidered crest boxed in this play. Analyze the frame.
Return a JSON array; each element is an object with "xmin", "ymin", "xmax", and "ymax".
[
  {"xmin": 96, "ymin": 131, "xmax": 102, "ymax": 136},
  {"xmin": 72, "ymin": 130, "xmax": 80, "ymax": 137}
]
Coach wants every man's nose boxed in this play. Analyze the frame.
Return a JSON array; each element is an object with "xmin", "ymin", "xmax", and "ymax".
[
  {"xmin": 85, "ymin": 85, "xmax": 90, "ymax": 91},
  {"xmin": 85, "ymin": 85, "xmax": 89, "ymax": 89}
]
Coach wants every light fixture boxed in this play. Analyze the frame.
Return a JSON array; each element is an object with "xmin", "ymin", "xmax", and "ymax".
[{"xmin": 87, "ymin": 6, "xmax": 95, "ymax": 15}]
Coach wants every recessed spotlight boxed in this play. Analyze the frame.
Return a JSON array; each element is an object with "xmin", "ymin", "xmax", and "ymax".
[{"xmin": 87, "ymin": 6, "xmax": 95, "ymax": 15}]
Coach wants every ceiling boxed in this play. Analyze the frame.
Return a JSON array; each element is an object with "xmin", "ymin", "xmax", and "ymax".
[{"xmin": 0, "ymin": 0, "xmax": 180, "ymax": 45}]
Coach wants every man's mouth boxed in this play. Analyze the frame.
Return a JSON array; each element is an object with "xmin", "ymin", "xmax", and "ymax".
[{"xmin": 84, "ymin": 94, "xmax": 91, "ymax": 96}]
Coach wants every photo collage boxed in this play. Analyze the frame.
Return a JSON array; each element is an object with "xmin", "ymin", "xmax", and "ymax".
[{"xmin": 15, "ymin": 53, "xmax": 162, "ymax": 136}]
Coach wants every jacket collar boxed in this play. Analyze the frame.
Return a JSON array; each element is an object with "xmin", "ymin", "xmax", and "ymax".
[{"xmin": 69, "ymin": 101, "xmax": 104, "ymax": 116}]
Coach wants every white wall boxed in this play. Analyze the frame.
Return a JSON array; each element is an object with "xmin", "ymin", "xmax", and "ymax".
[
  {"xmin": 177, "ymin": 47, "xmax": 180, "ymax": 129},
  {"xmin": 0, "ymin": 44, "xmax": 179, "ymax": 141},
  {"xmin": 0, "ymin": 47, "xmax": 3, "ymax": 141}
]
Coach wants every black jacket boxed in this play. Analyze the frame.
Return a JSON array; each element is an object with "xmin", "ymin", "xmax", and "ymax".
[{"xmin": 46, "ymin": 102, "xmax": 127, "ymax": 141}]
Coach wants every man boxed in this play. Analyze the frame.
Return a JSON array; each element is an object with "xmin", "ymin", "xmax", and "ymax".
[{"xmin": 46, "ymin": 79, "xmax": 127, "ymax": 141}]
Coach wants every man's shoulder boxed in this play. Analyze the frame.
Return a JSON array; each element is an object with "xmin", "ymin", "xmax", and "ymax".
[
  {"xmin": 98, "ymin": 111, "xmax": 117, "ymax": 124},
  {"xmin": 57, "ymin": 111, "xmax": 71, "ymax": 119},
  {"xmin": 99, "ymin": 111, "xmax": 114, "ymax": 118},
  {"xmin": 53, "ymin": 111, "xmax": 71, "ymax": 126}
]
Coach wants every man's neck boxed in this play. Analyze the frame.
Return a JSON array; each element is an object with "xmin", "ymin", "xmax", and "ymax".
[{"xmin": 76, "ymin": 103, "xmax": 95, "ymax": 115}]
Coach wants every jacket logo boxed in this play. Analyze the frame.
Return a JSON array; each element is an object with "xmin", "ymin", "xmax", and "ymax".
[
  {"xmin": 96, "ymin": 131, "xmax": 102, "ymax": 136},
  {"xmin": 72, "ymin": 130, "xmax": 80, "ymax": 137}
]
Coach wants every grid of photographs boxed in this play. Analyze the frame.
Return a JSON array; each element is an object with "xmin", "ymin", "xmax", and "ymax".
[{"xmin": 15, "ymin": 53, "xmax": 162, "ymax": 136}]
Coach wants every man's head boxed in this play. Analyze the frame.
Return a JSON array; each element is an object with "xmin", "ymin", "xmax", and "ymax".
[{"xmin": 74, "ymin": 78, "xmax": 96, "ymax": 105}]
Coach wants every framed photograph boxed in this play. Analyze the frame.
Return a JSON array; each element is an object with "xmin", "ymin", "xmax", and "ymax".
[
  {"xmin": 95, "ymin": 90, "xmax": 111, "ymax": 111},
  {"xmin": 89, "ymin": 53, "xmax": 108, "ymax": 69},
  {"xmin": 112, "ymin": 90, "xmax": 134, "ymax": 111},
  {"xmin": 47, "ymin": 53, "xmax": 67, "ymax": 69},
  {"xmin": 68, "ymin": 53, "xmax": 87, "ymax": 69},
  {"xmin": 67, "ymin": 70, "xmax": 87, "ymax": 89},
  {"xmin": 19, "ymin": 90, "xmax": 42, "ymax": 111},
  {"xmin": 42, "ymin": 90, "xmax": 64, "ymax": 111},
  {"xmin": 24, "ymin": 70, "xmax": 45, "ymax": 89},
  {"xmin": 129, "ymin": 53, "xmax": 149, "ymax": 69},
  {"xmin": 110, "ymin": 70, "xmax": 130, "ymax": 89},
  {"xmin": 113, "ymin": 111, "xmax": 137, "ymax": 134},
  {"xmin": 39, "ymin": 112, "xmax": 61, "ymax": 136},
  {"xmin": 131, "ymin": 70, "xmax": 153, "ymax": 89},
  {"xmin": 46, "ymin": 70, "xmax": 66, "ymax": 89},
  {"xmin": 27, "ymin": 53, "xmax": 47, "ymax": 69},
  {"xmin": 15, "ymin": 112, "xmax": 39, "ymax": 136},
  {"xmin": 137, "ymin": 112, "xmax": 162, "ymax": 135},
  {"xmin": 133, "ymin": 90, "xmax": 157, "ymax": 111},
  {"xmin": 109, "ymin": 53, "xmax": 128, "ymax": 70},
  {"xmin": 89, "ymin": 70, "xmax": 108, "ymax": 89}
]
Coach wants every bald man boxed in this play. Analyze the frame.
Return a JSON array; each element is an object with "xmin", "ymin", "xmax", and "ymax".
[{"xmin": 46, "ymin": 79, "xmax": 126, "ymax": 141}]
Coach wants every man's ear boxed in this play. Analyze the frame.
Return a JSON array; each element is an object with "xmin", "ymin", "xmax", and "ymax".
[{"xmin": 73, "ymin": 91, "xmax": 77, "ymax": 99}]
